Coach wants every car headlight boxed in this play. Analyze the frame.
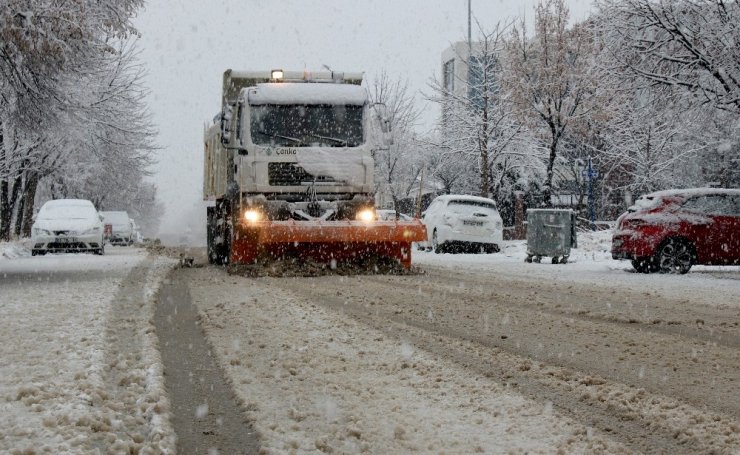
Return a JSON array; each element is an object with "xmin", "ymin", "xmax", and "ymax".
[{"xmin": 356, "ymin": 208, "xmax": 376, "ymax": 222}]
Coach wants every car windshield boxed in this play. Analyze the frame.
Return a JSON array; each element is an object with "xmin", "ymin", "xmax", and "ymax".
[
  {"xmin": 628, "ymin": 196, "xmax": 664, "ymax": 212},
  {"xmin": 250, "ymin": 104, "xmax": 364, "ymax": 147},
  {"xmin": 38, "ymin": 205, "xmax": 96, "ymax": 220}
]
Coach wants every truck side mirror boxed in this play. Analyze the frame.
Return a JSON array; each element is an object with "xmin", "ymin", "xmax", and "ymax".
[{"xmin": 220, "ymin": 104, "xmax": 234, "ymax": 145}]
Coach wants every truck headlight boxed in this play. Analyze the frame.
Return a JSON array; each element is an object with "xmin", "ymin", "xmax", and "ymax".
[
  {"xmin": 33, "ymin": 228, "xmax": 52, "ymax": 236},
  {"xmin": 356, "ymin": 209, "xmax": 376, "ymax": 222},
  {"xmin": 243, "ymin": 209, "xmax": 262, "ymax": 223},
  {"xmin": 82, "ymin": 227, "xmax": 101, "ymax": 235}
]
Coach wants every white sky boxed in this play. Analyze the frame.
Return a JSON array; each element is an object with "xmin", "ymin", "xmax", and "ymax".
[{"xmin": 133, "ymin": 0, "xmax": 594, "ymax": 235}]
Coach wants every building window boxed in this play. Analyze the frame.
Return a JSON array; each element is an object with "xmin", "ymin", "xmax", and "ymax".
[
  {"xmin": 468, "ymin": 54, "xmax": 497, "ymax": 110},
  {"xmin": 443, "ymin": 59, "xmax": 455, "ymax": 93}
]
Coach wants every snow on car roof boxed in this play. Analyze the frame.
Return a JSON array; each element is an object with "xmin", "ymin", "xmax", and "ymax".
[
  {"xmin": 641, "ymin": 187, "xmax": 740, "ymax": 199},
  {"xmin": 247, "ymin": 83, "xmax": 367, "ymax": 106},
  {"xmin": 41, "ymin": 199, "xmax": 95, "ymax": 207},
  {"xmin": 434, "ymin": 194, "xmax": 497, "ymax": 204}
]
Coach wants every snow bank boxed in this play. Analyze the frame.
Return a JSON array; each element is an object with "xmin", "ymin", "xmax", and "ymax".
[
  {"xmin": 414, "ymin": 229, "xmax": 740, "ymax": 308},
  {"xmin": 0, "ymin": 249, "xmax": 177, "ymax": 453},
  {"xmin": 0, "ymin": 240, "xmax": 31, "ymax": 260}
]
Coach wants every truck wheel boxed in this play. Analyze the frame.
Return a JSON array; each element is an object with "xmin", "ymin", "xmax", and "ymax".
[
  {"xmin": 211, "ymin": 200, "xmax": 232, "ymax": 265},
  {"xmin": 207, "ymin": 206, "xmax": 217, "ymax": 264}
]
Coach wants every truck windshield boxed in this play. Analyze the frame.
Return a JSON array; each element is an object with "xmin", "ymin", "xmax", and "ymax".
[{"xmin": 250, "ymin": 104, "xmax": 364, "ymax": 147}]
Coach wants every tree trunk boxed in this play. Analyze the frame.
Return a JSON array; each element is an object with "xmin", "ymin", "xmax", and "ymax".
[
  {"xmin": 0, "ymin": 179, "xmax": 10, "ymax": 241},
  {"xmin": 543, "ymin": 129, "xmax": 559, "ymax": 208},
  {"xmin": 0, "ymin": 127, "xmax": 10, "ymax": 241},
  {"xmin": 11, "ymin": 173, "xmax": 23, "ymax": 238},
  {"xmin": 21, "ymin": 173, "xmax": 39, "ymax": 238}
]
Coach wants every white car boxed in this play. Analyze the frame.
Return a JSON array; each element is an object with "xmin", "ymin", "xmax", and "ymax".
[
  {"xmin": 100, "ymin": 211, "xmax": 134, "ymax": 245},
  {"xmin": 420, "ymin": 194, "xmax": 503, "ymax": 253},
  {"xmin": 31, "ymin": 199, "xmax": 105, "ymax": 256},
  {"xmin": 376, "ymin": 209, "xmax": 414, "ymax": 221}
]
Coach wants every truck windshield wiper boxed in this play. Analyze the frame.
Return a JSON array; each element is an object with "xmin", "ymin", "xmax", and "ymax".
[
  {"xmin": 255, "ymin": 130, "xmax": 302, "ymax": 144},
  {"xmin": 307, "ymin": 133, "xmax": 347, "ymax": 146}
]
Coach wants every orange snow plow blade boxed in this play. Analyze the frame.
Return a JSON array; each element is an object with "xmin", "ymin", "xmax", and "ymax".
[{"xmin": 230, "ymin": 220, "xmax": 427, "ymax": 269}]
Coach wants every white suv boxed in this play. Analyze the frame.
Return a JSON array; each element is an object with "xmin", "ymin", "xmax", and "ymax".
[{"xmin": 420, "ymin": 195, "xmax": 503, "ymax": 254}]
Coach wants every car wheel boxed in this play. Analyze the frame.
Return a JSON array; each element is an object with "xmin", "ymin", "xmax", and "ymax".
[
  {"xmin": 655, "ymin": 239, "xmax": 694, "ymax": 274},
  {"xmin": 432, "ymin": 230, "xmax": 443, "ymax": 254}
]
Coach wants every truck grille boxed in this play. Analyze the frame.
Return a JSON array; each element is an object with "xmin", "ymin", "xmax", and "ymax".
[{"xmin": 268, "ymin": 163, "xmax": 336, "ymax": 186}]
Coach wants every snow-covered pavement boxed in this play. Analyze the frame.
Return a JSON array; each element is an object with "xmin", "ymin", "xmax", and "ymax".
[
  {"xmin": 183, "ymin": 230, "xmax": 739, "ymax": 454},
  {"xmin": 1, "ymin": 231, "xmax": 738, "ymax": 454},
  {"xmin": 0, "ymin": 247, "xmax": 177, "ymax": 454}
]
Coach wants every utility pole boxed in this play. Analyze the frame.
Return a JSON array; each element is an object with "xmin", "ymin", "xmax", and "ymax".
[
  {"xmin": 467, "ymin": 0, "xmax": 472, "ymax": 84},
  {"xmin": 468, "ymin": 0, "xmax": 472, "ymax": 53}
]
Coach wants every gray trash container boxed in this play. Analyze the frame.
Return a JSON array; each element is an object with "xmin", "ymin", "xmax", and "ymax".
[{"xmin": 525, "ymin": 209, "xmax": 577, "ymax": 264}]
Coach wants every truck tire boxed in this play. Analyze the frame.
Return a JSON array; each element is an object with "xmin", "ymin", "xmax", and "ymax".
[
  {"xmin": 207, "ymin": 206, "xmax": 217, "ymax": 264},
  {"xmin": 210, "ymin": 200, "xmax": 232, "ymax": 265}
]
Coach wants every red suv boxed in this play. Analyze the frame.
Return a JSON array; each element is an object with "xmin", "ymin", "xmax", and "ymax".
[{"xmin": 612, "ymin": 188, "xmax": 740, "ymax": 274}]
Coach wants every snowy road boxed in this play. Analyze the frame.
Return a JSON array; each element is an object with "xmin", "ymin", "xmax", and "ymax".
[
  {"xmin": 0, "ymin": 248, "xmax": 176, "ymax": 454},
  {"xmin": 183, "ymin": 239, "xmax": 740, "ymax": 454},
  {"xmin": 2, "ymin": 238, "xmax": 738, "ymax": 454}
]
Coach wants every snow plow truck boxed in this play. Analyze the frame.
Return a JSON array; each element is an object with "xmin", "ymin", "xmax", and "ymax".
[{"xmin": 204, "ymin": 69, "xmax": 426, "ymax": 268}]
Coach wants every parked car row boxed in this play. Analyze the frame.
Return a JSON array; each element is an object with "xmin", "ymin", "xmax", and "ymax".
[
  {"xmin": 386, "ymin": 186, "xmax": 739, "ymax": 275},
  {"xmin": 31, "ymin": 199, "xmax": 140, "ymax": 256}
]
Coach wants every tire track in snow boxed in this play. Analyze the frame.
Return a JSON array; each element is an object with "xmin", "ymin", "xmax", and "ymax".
[
  {"xmin": 362, "ymin": 272, "xmax": 740, "ymax": 350},
  {"xmin": 89, "ymin": 258, "xmax": 176, "ymax": 453},
  {"xmin": 155, "ymin": 268, "xmax": 261, "ymax": 455},
  {"xmin": 269, "ymin": 274, "xmax": 740, "ymax": 454}
]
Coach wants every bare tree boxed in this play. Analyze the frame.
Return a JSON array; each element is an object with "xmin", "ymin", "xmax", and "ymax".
[
  {"xmin": 367, "ymin": 72, "xmax": 422, "ymax": 217},
  {"xmin": 598, "ymin": 0, "xmax": 740, "ymax": 115},
  {"xmin": 598, "ymin": 90, "xmax": 707, "ymax": 196},
  {"xmin": 0, "ymin": 0, "xmax": 155, "ymax": 240},
  {"xmin": 503, "ymin": 0, "xmax": 600, "ymax": 206},
  {"xmin": 428, "ymin": 21, "xmax": 533, "ymax": 204}
]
